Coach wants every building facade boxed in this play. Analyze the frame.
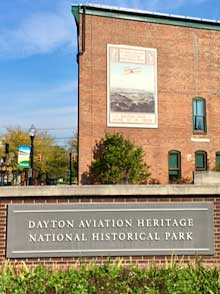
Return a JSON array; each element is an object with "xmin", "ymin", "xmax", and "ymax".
[{"xmin": 72, "ymin": 4, "xmax": 220, "ymax": 184}]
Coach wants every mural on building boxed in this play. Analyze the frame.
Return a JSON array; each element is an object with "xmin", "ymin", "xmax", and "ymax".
[{"xmin": 107, "ymin": 44, "xmax": 157, "ymax": 128}]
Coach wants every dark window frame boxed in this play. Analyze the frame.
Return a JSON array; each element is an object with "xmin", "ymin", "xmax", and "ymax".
[
  {"xmin": 192, "ymin": 97, "xmax": 207, "ymax": 133},
  {"xmin": 195, "ymin": 150, "xmax": 207, "ymax": 171},
  {"xmin": 216, "ymin": 151, "xmax": 220, "ymax": 171},
  {"xmin": 168, "ymin": 150, "xmax": 181, "ymax": 182}
]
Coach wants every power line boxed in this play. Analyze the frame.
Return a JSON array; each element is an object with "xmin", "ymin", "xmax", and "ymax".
[
  {"xmin": 37, "ymin": 128, "xmax": 76, "ymax": 131},
  {"xmin": 0, "ymin": 127, "xmax": 76, "ymax": 131},
  {"xmin": 54, "ymin": 137, "xmax": 75, "ymax": 140}
]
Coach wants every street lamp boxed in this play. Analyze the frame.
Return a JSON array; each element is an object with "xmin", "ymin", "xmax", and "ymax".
[
  {"xmin": 69, "ymin": 148, "xmax": 73, "ymax": 185},
  {"xmin": 0, "ymin": 158, "xmax": 4, "ymax": 186},
  {"xmin": 29, "ymin": 124, "xmax": 37, "ymax": 185}
]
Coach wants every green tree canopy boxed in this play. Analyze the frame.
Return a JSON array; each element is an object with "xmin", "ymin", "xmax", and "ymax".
[
  {"xmin": 67, "ymin": 133, "xmax": 78, "ymax": 155},
  {"xmin": 67, "ymin": 133, "xmax": 78, "ymax": 182},
  {"xmin": 88, "ymin": 133, "xmax": 150, "ymax": 184},
  {"xmin": 0, "ymin": 127, "xmax": 77, "ymax": 184}
]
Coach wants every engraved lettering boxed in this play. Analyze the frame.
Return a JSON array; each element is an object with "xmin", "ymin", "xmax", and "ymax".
[
  {"xmin": 165, "ymin": 231, "xmax": 193, "ymax": 241},
  {"xmin": 127, "ymin": 232, "xmax": 133, "ymax": 241},
  {"xmin": 29, "ymin": 234, "xmax": 36, "ymax": 242},
  {"xmin": 186, "ymin": 232, "xmax": 193, "ymax": 240},
  {"xmin": 139, "ymin": 232, "xmax": 146, "ymax": 241},
  {"xmin": 91, "ymin": 232, "xmax": 161, "ymax": 242},
  {"xmin": 137, "ymin": 219, "xmax": 145, "ymax": 227},
  {"xmin": 153, "ymin": 219, "xmax": 159, "ymax": 227},
  {"xmin": 43, "ymin": 220, "xmax": 49, "ymax": 228},
  {"xmin": 118, "ymin": 233, "xmax": 126, "ymax": 241},
  {"xmin": 28, "ymin": 221, "xmax": 35, "ymax": 229},
  {"xmin": 188, "ymin": 219, "xmax": 193, "ymax": 227},
  {"xmin": 28, "ymin": 220, "xmax": 74, "ymax": 229},
  {"xmin": 137, "ymin": 218, "xmax": 194, "ymax": 227},
  {"xmin": 92, "ymin": 233, "xmax": 99, "ymax": 241},
  {"xmin": 79, "ymin": 219, "xmax": 132, "ymax": 228},
  {"xmin": 28, "ymin": 233, "xmax": 87, "ymax": 242}
]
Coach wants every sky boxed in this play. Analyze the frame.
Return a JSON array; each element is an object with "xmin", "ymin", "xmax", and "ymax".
[
  {"xmin": 0, "ymin": 0, "xmax": 219, "ymax": 146},
  {"xmin": 111, "ymin": 63, "xmax": 155, "ymax": 91}
]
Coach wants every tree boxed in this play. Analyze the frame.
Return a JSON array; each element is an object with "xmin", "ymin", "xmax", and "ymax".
[
  {"xmin": 67, "ymin": 133, "xmax": 78, "ymax": 183},
  {"xmin": 67, "ymin": 133, "xmax": 78, "ymax": 154},
  {"xmin": 88, "ymin": 133, "xmax": 150, "ymax": 184},
  {"xmin": 0, "ymin": 127, "xmax": 70, "ymax": 184},
  {"xmin": 43, "ymin": 145, "xmax": 69, "ymax": 182}
]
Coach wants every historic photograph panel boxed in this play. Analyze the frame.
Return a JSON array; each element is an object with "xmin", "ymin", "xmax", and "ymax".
[{"xmin": 107, "ymin": 44, "xmax": 158, "ymax": 128}]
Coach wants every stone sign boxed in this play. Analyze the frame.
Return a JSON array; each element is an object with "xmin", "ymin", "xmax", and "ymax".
[{"xmin": 6, "ymin": 202, "xmax": 214, "ymax": 258}]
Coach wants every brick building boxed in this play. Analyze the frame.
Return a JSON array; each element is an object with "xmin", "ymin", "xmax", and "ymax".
[{"xmin": 72, "ymin": 4, "xmax": 220, "ymax": 184}]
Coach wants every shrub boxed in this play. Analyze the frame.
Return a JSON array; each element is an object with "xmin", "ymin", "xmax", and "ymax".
[
  {"xmin": 1, "ymin": 260, "xmax": 220, "ymax": 294},
  {"xmin": 170, "ymin": 177, "xmax": 193, "ymax": 185},
  {"xmin": 87, "ymin": 133, "xmax": 150, "ymax": 184}
]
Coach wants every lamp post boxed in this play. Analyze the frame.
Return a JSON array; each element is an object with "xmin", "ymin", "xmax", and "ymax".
[
  {"xmin": 0, "ymin": 158, "xmax": 3, "ymax": 186},
  {"xmin": 69, "ymin": 149, "xmax": 73, "ymax": 185},
  {"xmin": 29, "ymin": 124, "xmax": 37, "ymax": 185}
]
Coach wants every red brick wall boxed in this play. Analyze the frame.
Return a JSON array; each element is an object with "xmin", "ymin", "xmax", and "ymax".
[
  {"xmin": 1, "ymin": 195, "xmax": 220, "ymax": 268},
  {"xmin": 77, "ymin": 14, "xmax": 220, "ymax": 184}
]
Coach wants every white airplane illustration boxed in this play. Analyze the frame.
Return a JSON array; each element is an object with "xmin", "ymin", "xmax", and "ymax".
[{"xmin": 123, "ymin": 67, "xmax": 142, "ymax": 75}]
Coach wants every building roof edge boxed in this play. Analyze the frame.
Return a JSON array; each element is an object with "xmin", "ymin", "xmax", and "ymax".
[{"xmin": 72, "ymin": 3, "xmax": 220, "ymax": 30}]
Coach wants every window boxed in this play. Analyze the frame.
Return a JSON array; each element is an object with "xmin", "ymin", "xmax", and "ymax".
[
  {"xmin": 168, "ymin": 150, "xmax": 181, "ymax": 182},
  {"xmin": 193, "ymin": 97, "xmax": 206, "ymax": 132},
  {"xmin": 195, "ymin": 150, "xmax": 207, "ymax": 171},
  {"xmin": 216, "ymin": 152, "xmax": 220, "ymax": 171}
]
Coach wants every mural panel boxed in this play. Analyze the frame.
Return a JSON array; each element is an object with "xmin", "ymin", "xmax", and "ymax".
[{"xmin": 107, "ymin": 44, "xmax": 158, "ymax": 128}]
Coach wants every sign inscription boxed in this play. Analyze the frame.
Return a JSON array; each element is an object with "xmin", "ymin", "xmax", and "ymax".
[{"xmin": 6, "ymin": 202, "xmax": 214, "ymax": 258}]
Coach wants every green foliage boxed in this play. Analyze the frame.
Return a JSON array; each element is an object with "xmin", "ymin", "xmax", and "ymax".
[
  {"xmin": 0, "ymin": 128, "xmax": 78, "ymax": 184},
  {"xmin": 67, "ymin": 133, "xmax": 78, "ymax": 155},
  {"xmin": 88, "ymin": 133, "xmax": 150, "ymax": 184},
  {"xmin": 170, "ymin": 177, "xmax": 193, "ymax": 185},
  {"xmin": 1, "ymin": 261, "xmax": 220, "ymax": 294},
  {"xmin": 67, "ymin": 133, "xmax": 78, "ymax": 183},
  {"xmin": 42, "ymin": 145, "xmax": 68, "ymax": 180}
]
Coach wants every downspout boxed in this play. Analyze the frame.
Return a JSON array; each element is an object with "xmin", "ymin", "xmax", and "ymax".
[
  {"xmin": 76, "ymin": 6, "xmax": 86, "ymax": 184},
  {"xmin": 77, "ymin": 6, "xmax": 86, "ymax": 62}
]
